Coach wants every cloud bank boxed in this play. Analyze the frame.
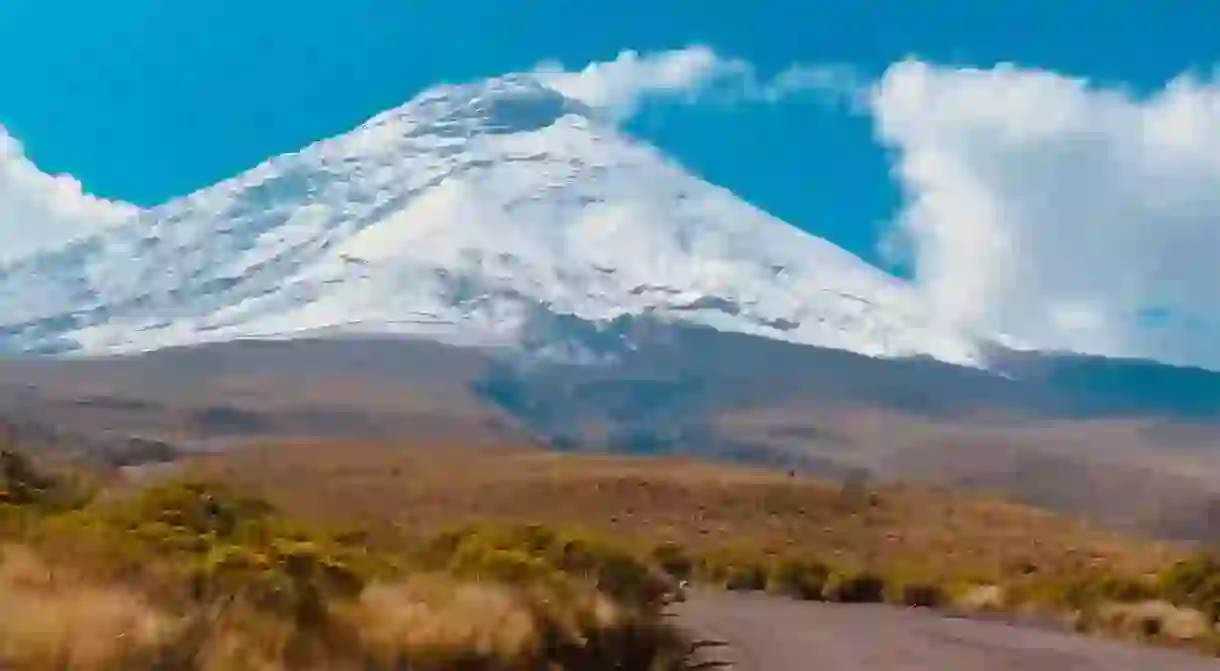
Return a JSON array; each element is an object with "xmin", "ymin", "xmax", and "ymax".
[
  {"xmin": 871, "ymin": 60, "xmax": 1220, "ymax": 368},
  {"xmin": 0, "ymin": 126, "xmax": 137, "ymax": 263},
  {"xmin": 535, "ymin": 46, "xmax": 862, "ymax": 120},
  {"xmin": 537, "ymin": 47, "xmax": 1220, "ymax": 368}
]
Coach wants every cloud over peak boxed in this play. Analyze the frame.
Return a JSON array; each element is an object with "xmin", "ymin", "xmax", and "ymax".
[
  {"xmin": 535, "ymin": 47, "xmax": 1220, "ymax": 369},
  {"xmin": 871, "ymin": 59, "xmax": 1220, "ymax": 368},
  {"xmin": 0, "ymin": 126, "xmax": 138, "ymax": 263},
  {"xmin": 535, "ymin": 46, "xmax": 861, "ymax": 120}
]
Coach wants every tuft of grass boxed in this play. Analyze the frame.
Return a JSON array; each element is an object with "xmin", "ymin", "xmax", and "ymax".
[
  {"xmin": 1093, "ymin": 600, "xmax": 1214, "ymax": 644},
  {"xmin": 338, "ymin": 573, "xmax": 684, "ymax": 671},
  {"xmin": 650, "ymin": 541, "xmax": 694, "ymax": 581},
  {"xmin": 0, "ymin": 545, "xmax": 182, "ymax": 671},
  {"xmin": 767, "ymin": 557, "xmax": 830, "ymax": 601},
  {"xmin": 692, "ymin": 548, "xmax": 772, "ymax": 592},
  {"xmin": 1159, "ymin": 552, "xmax": 1220, "ymax": 622},
  {"xmin": 822, "ymin": 568, "xmax": 887, "ymax": 604},
  {"xmin": 417, "ymin": 522, "xmax": 674, "ymax": 611},
  {"xmin": 885, "ymin": 581, "xmax": 946, "ymax": 609}
]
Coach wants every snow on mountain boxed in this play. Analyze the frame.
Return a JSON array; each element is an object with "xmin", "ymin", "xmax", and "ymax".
[{"xmin": 0, "ymin": 74, "xmax": 982, "ymax": 365}]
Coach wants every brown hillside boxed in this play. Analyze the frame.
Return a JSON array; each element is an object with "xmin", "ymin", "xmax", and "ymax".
[{"xmin": 183, "ymin": 439, "xmax": 1184, "ymax": 584}]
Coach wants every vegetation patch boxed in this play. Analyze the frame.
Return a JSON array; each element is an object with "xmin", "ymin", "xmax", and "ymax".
[
  {"xmin": 7, "ymin": 441, "xmax": 1220, "ymax": 664},
  {"xmin": 0, "ymin": 451, "xmax": 687, "ymax": 670}
]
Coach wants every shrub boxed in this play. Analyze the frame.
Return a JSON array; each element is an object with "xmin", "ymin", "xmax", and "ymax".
[
  {"xmin": 1159, "ymin": 553, "xmax": 1220, "ymax": 622},
  {"xmin": 694, "ymin": 550, "xmax": 770, "ymax": 592},
  {"xmin": 418, "ymin": 523, "xmax": 671, "ymax": 610},
  {"xmin": 340, "ymin": 575, "xmax": 688, "ymax": 671},
  {"xmin": 448, "ymin": 542, "xmax": 560, "ymax": 586},
  {"xmin": 26, "ymin": 480, "xmax": 381, "ymax": 629},
  {"xmin": 1094, "ymin": 601, "xmax": 1214, "ymax": 643},
  {"xmin": 651, "ymin": 541, "xmax": 693, "ymax": 581},
  {"xmin": 823, "ymin": 569, "xmax": 886, "ymax": 603},
  {"xmin": 1049, "ymin": 571, "xmax": 1156, "ymax": 614},
  {"xmin": 886, "ymin": 581, "xmax": 945, "ymax": 609},
  {"xmin": 548, "ymin": 533, "xmax": 668, "ymax": 606},
  {"xmin": 768, "ymin": 558, "xmax": 830, "ymax": 600},
  {"xmin": 195, "ymin": 538, "xmax": 366, "ymax": 625},
  {"xmin": 119, "ymin": 480, "xmax": 277, "ymax": 541},
  {"xmin": 0, "ymin": 450, "xmax": 92, "ymax": 514},
  {"xmin": 725, "ymin": 563, "xmax": 768, "ymax": 592}
]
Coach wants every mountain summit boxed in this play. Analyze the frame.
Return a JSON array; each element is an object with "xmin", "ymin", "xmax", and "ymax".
[{"xmin": 0, "ymin": 75, "xmax": 979, "ymax": 364}]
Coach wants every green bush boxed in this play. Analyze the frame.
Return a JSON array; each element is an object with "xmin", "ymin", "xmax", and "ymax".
[
  {"xmin": 0, "ymin": 450, "xmax": 92, "ymax": 514},
  {"xmin": 651, "ymin": 541, "xmax": 693, "ymax": 581},
  {"xmin": 725, "ymin": 563, "xmax": 768, "ymax": 592},
  {"xmin": 196, "ymin": 538, "xmax": 367, "ymax": 625},
  {"xmin": 1160, "ymin": 553, "xmax": 1220, "ymax": 622},
  {"xmin": 447, "ymin": 542, "xmax": 559, "ymax": 586},
  {"xmin": 1052, "ymin": 571, "xmax": 1157, "ymax": 611},
  {"xmin": 41, "ymin": 480, "xmax": 382, "ymax": 625},
  {"xmin": 550, "ymin": 534, "xmax": 668, "ymax": 606},
  {"xmin": 823, "ymin": 569, "xmax": 886, "ymax": 603},
  {"xmin": 886, "ymin": 581, "xmax": 945, "ymax": 608},
  {"xmin": 768, "ymin": 558, "xmax": 830, "ymax": 600},
  {"xmin": 418, "ymin": 523, "xmax": 671, "ymax": 609},
  {"xmin": 120, "ymin": 480, "xmax": 277, "ymax": 541},
  {"xmin": 694, "ymin": 550, "xmax": 770, "ymax": 592}
]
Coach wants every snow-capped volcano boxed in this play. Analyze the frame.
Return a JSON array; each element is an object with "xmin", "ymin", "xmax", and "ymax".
[{"xmin": 0, "ymin": 75, "xmax": 980, "ymax": 364}]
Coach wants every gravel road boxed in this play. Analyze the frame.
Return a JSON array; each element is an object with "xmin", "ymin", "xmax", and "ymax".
[{"xmin": 669, "ymin": 590, "xmax": 1219, "ymax": 670}]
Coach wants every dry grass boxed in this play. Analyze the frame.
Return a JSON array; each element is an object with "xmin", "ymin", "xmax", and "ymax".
[
  {"xmin": 0, "ymin": 545, "xmax": 180, "ymax": 670},
  {"xmin": 7, "ymin": 436, "xmax": 1218, "ymax": 666},
  {"xmin": 347, "ymin": 578, "xmax": 544, "ymax": 667},
  {"xmin": 174, "ymin": 439, "xmax": 1220, "ymax": 659},
  {"xmin": 0, "ymin": 541, "xmax": 681, "ymax": 671},
  {"xmin": 0, "ymin": 449, "xmax": 689, "ymax": 671},
  {"xmin": 338, "ymin": 574, "xmax": 630, "ymax": 670},
  {"xmin": 1095, "ymin": 600, "xmax": 1215, "ymax": 643},
  {"xmin": 950, "ymin": 583, "xmax": 1007, "ymax": 612},
  {"xmin": 184, "ymin": 439, "xmax": 1184, "ymax": 584}
]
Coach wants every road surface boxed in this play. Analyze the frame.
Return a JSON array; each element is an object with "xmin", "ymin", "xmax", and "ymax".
[{"xmin": 669, "ymin": 590, "xmax": 1219, "ymax": 670}]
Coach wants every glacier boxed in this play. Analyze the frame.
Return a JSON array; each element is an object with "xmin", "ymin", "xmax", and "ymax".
[{"xmin": 0, "ymin": 74, "xmax": 982, "ymax": 365}]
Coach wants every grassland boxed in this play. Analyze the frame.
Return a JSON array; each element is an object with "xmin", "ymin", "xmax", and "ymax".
[
  {"xmin": 182, "ymin": 439, "xmax": 1220, "ymax": 655},
  {"xmin": 0, "ymin": 448, "xmax": 687, "ymax": 671},
  {"xmin": 7, "ymin": 436, "xmax": 1220, "ymax": 668},
  {"xmin": 184, "ymin": 440, "xmax": 1181, "ymax": 583}
]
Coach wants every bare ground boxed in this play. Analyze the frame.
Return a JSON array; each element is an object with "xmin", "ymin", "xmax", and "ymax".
[{"xmin": 671, "ymin": 591, "xmax": 1219, "ymax": 671}]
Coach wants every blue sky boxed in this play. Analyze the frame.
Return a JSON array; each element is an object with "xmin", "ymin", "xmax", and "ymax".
[
  {"xmin": 1, "ymin": 1, "xmax": 1215, "ymax": 263},
  {"xmin": 2, "ymin": 2, "xmax": 1220, "ymax": 367}
]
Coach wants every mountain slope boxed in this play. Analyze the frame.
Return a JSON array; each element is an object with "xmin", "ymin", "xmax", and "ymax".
[
  {"xmin": 7, "ymin": 332, "xmax": 1220, "ymax": 540},
  {"xmin": 0, "ymin": 75, "xmax": 978, "ymax": 364}
]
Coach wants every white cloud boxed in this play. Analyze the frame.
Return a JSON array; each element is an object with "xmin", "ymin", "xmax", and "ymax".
[
  {"xmin": 541, "ymin": 49, "xmax": 1220, "ymax": 369},
  {"xmin": 871, "ymin": 60, "xmax": 1220, "ymax": 368},
  {"xmin": 535, "ymin": 46, "xmax": 860, "ymax": 120},
  {"xmin": 0, "ymin": 126, "xmax": 137, "ymax": 263}
]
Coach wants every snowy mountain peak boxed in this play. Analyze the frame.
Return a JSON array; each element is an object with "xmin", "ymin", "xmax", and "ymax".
[
  {"xmin": 0, "ymin": 74, "xmax": 983, "ymax": 366},
  {"xmin": 365, "ymin": 74, "xmax": 595, "ymax": 137}
]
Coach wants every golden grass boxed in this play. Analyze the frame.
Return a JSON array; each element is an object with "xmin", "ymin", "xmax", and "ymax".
[
  {"xmin": 340, "ymin": 575, "xmax": 615, "ymax": 669},
  {"xmin": 0, "ymin": 545, "xmax": 180, "ymax": 670},
  {"xmin": 0, "ymin": 450, "xmax": 689, "ymax": 671},
  {"xmin": 1095, "ymin": 600, "xmax": 1215, "ymax": 643}
]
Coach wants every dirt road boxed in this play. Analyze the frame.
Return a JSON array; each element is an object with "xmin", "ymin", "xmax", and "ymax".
[{"xmin": 669, "ymin": 591, "xmax": 1219, "ymax": 670}]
